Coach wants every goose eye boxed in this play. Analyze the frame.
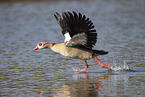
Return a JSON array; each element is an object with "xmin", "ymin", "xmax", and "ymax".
[{"xmin": 38, "ymin": 43, "xmax": 42, "ymax": 46}]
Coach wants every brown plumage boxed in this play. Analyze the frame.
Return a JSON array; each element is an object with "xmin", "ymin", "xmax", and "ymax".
[{"xmin": 33, "ymin": 11, "xmax": 111, "ymax": 73}]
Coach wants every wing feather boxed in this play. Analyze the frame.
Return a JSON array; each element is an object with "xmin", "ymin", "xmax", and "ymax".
[{"xmin": 54, "ymin": 11, "xmax": 97, "ymax": 49}]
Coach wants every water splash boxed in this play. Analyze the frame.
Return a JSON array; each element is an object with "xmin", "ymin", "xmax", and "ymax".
[
  {"xmin": 72, "ymin": 67, "xmax": 81, "ymax": 72},
  {"xmin": 110, "ymin": 61, "xmax": 130, "ymax": 71},
  {"xmin": 72, "ymin": 60, "xmax": 130, "ymax": 72}
]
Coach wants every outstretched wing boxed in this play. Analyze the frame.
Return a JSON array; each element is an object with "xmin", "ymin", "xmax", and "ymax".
[{"xmin": 54, "ymin": 11, "xmax": 97, "ymax": 49}]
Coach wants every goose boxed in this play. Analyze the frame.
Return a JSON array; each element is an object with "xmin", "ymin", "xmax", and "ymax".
[{"xmin": 33, "ymin": 11, "xmax": 111, "ymax": 72}]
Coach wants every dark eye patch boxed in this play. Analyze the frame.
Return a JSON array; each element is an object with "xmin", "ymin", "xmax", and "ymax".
[{"xmin": 38, "ymin": 43, "xmax": 42, "ymax": 46}]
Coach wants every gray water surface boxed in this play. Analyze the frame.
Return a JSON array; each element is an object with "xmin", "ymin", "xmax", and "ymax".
[{"xmin": 0, "ymin": 0, "xmax": 145, "ymax": 97}]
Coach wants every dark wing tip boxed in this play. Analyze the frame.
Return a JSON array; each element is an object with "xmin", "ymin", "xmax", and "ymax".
[
  {"xmin": 54, "ymin": 12, "xmax": 62, "ymax": 22},
  {"xmin": 54, "ymin": 11, "xmax": 97, "ymax": 49}
]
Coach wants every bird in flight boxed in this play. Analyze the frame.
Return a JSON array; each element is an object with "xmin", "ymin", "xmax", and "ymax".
[{"xmin": 33, "ymin": 11, "xmax": 111, "ymax": 73}]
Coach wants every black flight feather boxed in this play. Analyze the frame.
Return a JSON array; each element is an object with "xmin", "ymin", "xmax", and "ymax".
[{"xmin": 54, "ymin": 11, "xmax": 97, "ymax": 49}]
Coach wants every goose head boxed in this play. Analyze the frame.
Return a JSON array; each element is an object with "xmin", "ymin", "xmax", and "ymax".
[{"xmin": 33, "ymin": 42, "xmax": 55, "ymax": 50}]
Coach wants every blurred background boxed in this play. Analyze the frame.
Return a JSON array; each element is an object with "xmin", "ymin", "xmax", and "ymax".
[{"xmin": 0, "ymin": 0, "xmax": 145, "ymax": 97}]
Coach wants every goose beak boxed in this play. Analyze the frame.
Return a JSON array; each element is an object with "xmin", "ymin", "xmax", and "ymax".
[{"xmin": 33, "ymin": 45, "xmax": 39, "ymax": 50}]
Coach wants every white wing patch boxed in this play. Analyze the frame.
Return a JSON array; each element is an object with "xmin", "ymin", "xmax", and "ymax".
[{"xmin": 64, "ymin": 32, "xmax": 71, "ymax": 42}]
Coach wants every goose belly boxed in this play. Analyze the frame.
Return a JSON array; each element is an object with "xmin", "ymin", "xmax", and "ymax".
[{"xmin": 51, "ymin": 43, "xmax": 92, "ymax": 60}]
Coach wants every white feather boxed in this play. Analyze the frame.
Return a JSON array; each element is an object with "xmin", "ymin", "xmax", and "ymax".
[{"xmin": 64, "ymin": 32, "xmax": 71, "ymax": 42}]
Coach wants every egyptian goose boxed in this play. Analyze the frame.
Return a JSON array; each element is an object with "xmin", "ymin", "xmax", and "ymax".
[{"xmin": 33, "ymin": 11, "xmax": 111, "ymax": 72}]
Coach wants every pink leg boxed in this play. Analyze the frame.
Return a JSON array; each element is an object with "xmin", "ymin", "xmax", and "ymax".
[
  {"xmin": 75, "ymin": 64, "xmax": 89, "ymax": 73},
  {"xmin": 94, "ymin": 57, "xmax": 111, "ymax": 69}
]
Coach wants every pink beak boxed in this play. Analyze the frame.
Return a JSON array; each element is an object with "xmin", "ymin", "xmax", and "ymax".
[{"xmin": 33, "ymin": 45, "xmax": 39, "ymax": 50}]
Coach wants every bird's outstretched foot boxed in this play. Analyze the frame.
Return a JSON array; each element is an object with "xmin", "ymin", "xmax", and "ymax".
[
  {"xmin": 74, "ymin": 64, "xmax": 88, "ymax": 73},
  {"xmin": 100, "ymin": 62, "xmax": 111, "ymax": 69},
  {"xmin": 94, "ymin": 57, "xmax": 111, "ymax": 69}
]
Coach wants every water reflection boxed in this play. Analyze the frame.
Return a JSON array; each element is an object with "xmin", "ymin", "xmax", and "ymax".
[
  {"xmin": 33, "ymin": 70, "xmax": 145, "ymax": 97},
  {"xmin": 52, "ymin": 73, "xmax": 110, "ymax": 97},
  {"xmin": 36, "ymin": 88, "xmax": 46, "ymax": 97}
]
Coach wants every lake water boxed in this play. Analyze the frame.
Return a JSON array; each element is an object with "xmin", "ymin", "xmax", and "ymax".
[{"xmin": 0, "ymin": 0, "xmax": 145, "ymax": 97}]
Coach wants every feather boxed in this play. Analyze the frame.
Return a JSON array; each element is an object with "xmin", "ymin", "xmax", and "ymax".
[{"xmin": 54, "ymin": 11, "xmax": 97, "ymax": 49}]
